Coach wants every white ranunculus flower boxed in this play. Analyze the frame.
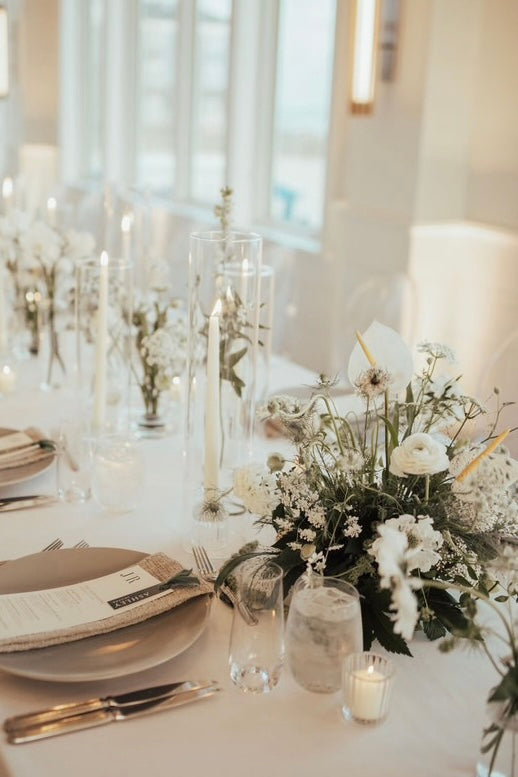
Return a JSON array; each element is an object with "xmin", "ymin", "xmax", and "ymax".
[
  {"xmin": 347, "ymin": 320, "xmax": 413, "ymax": 395},
  {"xmin": 389, "ymin": 433, "xmax": 450, "ymax": 477}
]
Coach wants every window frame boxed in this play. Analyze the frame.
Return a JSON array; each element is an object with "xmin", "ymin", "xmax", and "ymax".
[{"xmin": 59, "ymin": 0, "xmax": 337, "ymax": 244}]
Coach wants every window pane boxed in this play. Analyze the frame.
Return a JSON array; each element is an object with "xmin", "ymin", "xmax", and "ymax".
[
  {"xmin": 271, "ymin": 0, "xmax": 336, "ymax": 231},
  {"xmin": 190, "ymin": 0, "xmax": 232, "ymax": 203},
  {"xmin": 85, "ymin": 0, "xmax": 105, "ymax": 179},
  {"xmin": 136, "ymin": 0, "xmax": 179, "ymax": 193}
]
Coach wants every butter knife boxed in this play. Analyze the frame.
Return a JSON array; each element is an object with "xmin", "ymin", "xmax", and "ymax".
[
  {"xmin": 0, "ymin": 496, "xmax": 57, "ymax": 512},
  {"xmin": 4, "ymin": 680, "xmax": 212, "ymax": 732},
  {"xmin": 6, "ymin": 684, "xmax": 222, "ymax": 744}
]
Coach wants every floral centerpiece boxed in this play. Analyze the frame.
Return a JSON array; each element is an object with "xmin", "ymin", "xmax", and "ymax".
[
  {"xmin": 0, "ymin": 210, "xmax": 95, "ymax": 383},
  {"xmin": 219, "ymin": 321, "xmax": 517, "ymax": 658},
  {"xmin": 132, "ymin": 262, "xmax": 187, "ymax": 429},
  {"xmin": 377, "ymin": 522, "xmax": 517, "ymax": 773}
]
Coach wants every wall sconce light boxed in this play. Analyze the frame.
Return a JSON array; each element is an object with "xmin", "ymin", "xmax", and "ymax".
[
  {"xmin": 350, "ymin": 0, "xmax": 380, "ymax": 115},
  {"xmin": 0, "ymin": 6, "xmax": 8, "ymax": 99}
]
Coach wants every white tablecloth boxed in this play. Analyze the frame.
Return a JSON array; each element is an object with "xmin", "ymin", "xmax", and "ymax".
[{"xmin": 0, "ymin": 356, "xmax": 495, "ymax": 777}]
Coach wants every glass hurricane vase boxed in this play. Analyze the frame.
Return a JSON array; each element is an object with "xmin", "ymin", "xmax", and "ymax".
[
  {"xmin": 185, "ymin": 231, "xmax": 263, "ymax": 491},
  {"xmin": 476, "ymin": 703, "xmax": 517, "ymax": 777}
]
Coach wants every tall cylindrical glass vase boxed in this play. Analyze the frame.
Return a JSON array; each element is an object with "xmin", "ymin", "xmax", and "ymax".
[
  {"xmin": 185, "ymin": 231, "xmax": 262, "ymax": 542},
  {"xmin": 75, "ymin": 254, "xmax": 133, "ymax": 434}
]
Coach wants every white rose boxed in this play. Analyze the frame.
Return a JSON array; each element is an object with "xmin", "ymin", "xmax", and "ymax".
[{"xmin": 389, "ymin": 433, "xmax": 449, "ymax": 477}]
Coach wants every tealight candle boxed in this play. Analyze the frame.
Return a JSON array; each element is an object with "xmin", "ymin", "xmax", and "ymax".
[{"xmin": 342, "ymin": 652, "xmax": 395, "ymax": 724}]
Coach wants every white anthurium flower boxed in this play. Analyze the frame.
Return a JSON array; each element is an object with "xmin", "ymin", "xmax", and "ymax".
[
  {"xmin": 389, "ymin": 432, "xmax": 450, "ymax": 477},
  {"xmin": 347, "ymin": 320, "xmax": 413, "ymax": 395}
]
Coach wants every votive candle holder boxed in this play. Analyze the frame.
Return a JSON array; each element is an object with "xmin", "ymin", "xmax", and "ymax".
[{"xmin": 342, "ymin": 652, "xmax": 395, "ymax": 724}]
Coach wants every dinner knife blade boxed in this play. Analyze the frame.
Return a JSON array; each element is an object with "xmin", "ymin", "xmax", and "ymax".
[
  {"xmin": 4, "ymin": 680, "xmax": 214, "ymax": 732},
  {"xmin": 0, "ymin": 496, "xmax": 56, "ymax": 512},
  {"xmin": 6, "ymin": 685, "xmax": 222, "ymax": 744}
]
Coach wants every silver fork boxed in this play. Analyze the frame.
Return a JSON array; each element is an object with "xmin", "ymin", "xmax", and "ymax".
[
  {"xmin": 42, "ymin": 538, "xmax": 64, "ymax": 552},
  {"xmin": 192, "ymin": 546, "xmax": 257, "ymax": 625},
  {"xmin": 72, "ymin": 540, "xmax": 89, "ymax": 549}
]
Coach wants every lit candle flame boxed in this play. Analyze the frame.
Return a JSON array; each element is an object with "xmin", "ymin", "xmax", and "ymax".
[
  {"xmin": 121, "ymin": 213, "xmax": 133, "ymax": 234},
  {"xmin": 2, "ymin": 177, "xmax": 13, "ymax": 199},
  {"xmin": 100, "ymin": 250, "xmax": 109, "ymax": 268}
]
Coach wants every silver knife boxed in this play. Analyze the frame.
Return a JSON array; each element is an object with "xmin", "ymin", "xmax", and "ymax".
[
  {"xmin": 4, "ymin": 680, "xmax": 214, "ymax": 732},
  {"xmin": 6, "ymin": 684, "xmax": 222, "ymax": 744},
  {"xmin": 0, "ymin": 496, "xmax": 57, "ymax": 512}
]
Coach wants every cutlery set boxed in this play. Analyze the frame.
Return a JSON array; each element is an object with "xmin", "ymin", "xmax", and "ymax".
[
  {"xmin": 4, "ymin": 680, "xmax": 221, "ymax": 743},
  {"xmin": 0, "ymin": 541, "xmax": 227, "ymax": 743}
]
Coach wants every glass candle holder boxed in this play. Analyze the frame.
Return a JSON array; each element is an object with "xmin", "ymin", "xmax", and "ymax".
[
  {"xmin": 185, "ymin": 231, "xmax": 262, "ymax": 517},
  {"xmin": 342, "ymin": 652, "xmax": 395, "ymax": 724},
  {"xmin": 75, "ymin": 254, "xmax": 133, "ymax": 433},
  {"xmin": 92, "ymin": 434, "xmax": 144, "ymax": 513},
  {"xmin": 255, "ymin": 264, "xmax": 275, "ymax": 404}
]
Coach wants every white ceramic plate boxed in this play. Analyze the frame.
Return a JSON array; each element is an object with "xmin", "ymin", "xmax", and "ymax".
[
  {"xmin": 0, "ymin": 547, "xmax": 211, "ymax": 682},
  {"xmin": 0, "ymin": 428, "xmax": 55, "ymax": 488}
]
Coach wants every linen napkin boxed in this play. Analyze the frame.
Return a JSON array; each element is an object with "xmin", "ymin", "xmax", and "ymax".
[
  {"xmin": 0, "ymin": 553, "xmax": 212, "ymax": 653},
  {"xmin": 0, "ymin": 427, "xmax": 55, "ymax": 472}
]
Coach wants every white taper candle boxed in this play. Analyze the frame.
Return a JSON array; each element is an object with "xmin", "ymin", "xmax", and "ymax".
[
  {"xmin": 204, "ymin": 299, "xmax": 221, "ymax": 492},
  {"xmin": 93, "ymin": 251, "xmax": 109, "ymax": 430}
]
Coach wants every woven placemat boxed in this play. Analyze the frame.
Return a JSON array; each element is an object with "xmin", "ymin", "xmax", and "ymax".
[{"xmin": 0, "ymin": 553, "xmax": 212, "ymax": 653}]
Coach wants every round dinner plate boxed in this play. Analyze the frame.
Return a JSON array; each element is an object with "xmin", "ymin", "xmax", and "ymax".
[
  {"xmin": 0, "ymin": 547, "xmax": 211, "ymax": 682},
  {"xmin": 0, "ymin": 428, "xmax": 56, "ymax": 488}
]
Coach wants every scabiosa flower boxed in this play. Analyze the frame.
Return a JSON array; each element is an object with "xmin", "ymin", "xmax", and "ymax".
[{"xmin": 354, "ymin": 366, "xmax": 392, "ymax": 399}]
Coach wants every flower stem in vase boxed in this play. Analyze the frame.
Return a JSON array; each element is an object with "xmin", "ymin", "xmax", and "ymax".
[{"xmin": 42, "ymin": 298, "xmax": 66, "ymax": 391}]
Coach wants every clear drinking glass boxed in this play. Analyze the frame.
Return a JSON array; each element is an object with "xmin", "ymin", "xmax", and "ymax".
[
  {"xmin": 56, "ymin": 420, "xmax": 93, "ymax": 503},
  {"xmin": 92, "ymin": 435, "xmax": 144, "ymax": 512},
  {"xmin": 285, "ymin": 575, "xmax": 362, "ymax": 693},
  {"xmin": 229, "ymin": 561, "xmax": 284, "ymax": 694},
  {"xmin": 342, "ymin": 652, "xmax": 395, "ymax": 724}
]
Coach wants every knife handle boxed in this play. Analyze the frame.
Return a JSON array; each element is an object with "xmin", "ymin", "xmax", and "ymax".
[
  {"xmin": 6, "ymin": 709, "xmax": 113, "ymax": 744},
  {"xmin": 4, "ymin": 699, "xmax": 105, "ymax": 733}
]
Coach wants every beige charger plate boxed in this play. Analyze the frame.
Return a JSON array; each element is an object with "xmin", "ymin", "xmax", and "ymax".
[
  {"xmin": 0, "ymin": 427, "xmax": 56, "ymax": 487},
  {"xmin": 0, "ymin": 548, "xmax": 211, "ymax": 682}
]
